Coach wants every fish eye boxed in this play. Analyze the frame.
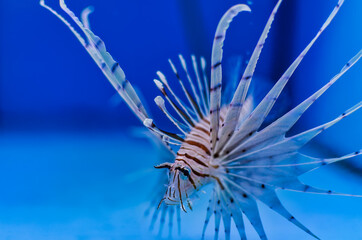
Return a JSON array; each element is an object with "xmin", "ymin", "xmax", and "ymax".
[{"xmin": 179, "ymin": 166, "xmax": 191, "ymax": 180}]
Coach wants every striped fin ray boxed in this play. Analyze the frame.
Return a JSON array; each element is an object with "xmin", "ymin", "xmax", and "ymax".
[
  {"xmin": 213, "ymin": 188, "xmax": 246, "ymax": 240},
  {"xmin": 224, "ymin": 147, "xmax": 362, "ymax": 197},
  {"xmin": 221, "ymin": 0, "xmax": 345, "ymax": 156},
  {"xmin": 41, "ymin": 0, "xmax": 150, "ymax": 122},
  {"xmin": 226, "ymin": 150, "xmax": 362, "ymax": 174},
  {"xmin": 202, "ymin": 188, "xmax": 247, "ymax": 240},
  {"xmin": 213, "ymin": 188, "xmax": 235, "ymax": 240},
  {"xmin": 213, "ymin": 191, "xmax": 222, "ymax": 240},
  {"xmin": 222, "ymin": 192, "xmax": 247, "ymax": 240},
  {"xmin": 58, "ymin": 0, "xmax": 149, "ymax": 120},
  {"xmin": 80, "ymin": 6, "xmax": 93, "ymax": 29},
  {"xmin": 209, "ymin": 4, "xmax": 251, "ymax": 151},
  {"xmin": 222, "ymin": 181, "xmax": 268, "ymax": 240},
  {"xmin": 179, "ymin": 55, "xmax": 205, "ymax": 118},
  {"xmin": 39, "ymin": 0, "xmax": 86, "ymax": 46},
  {"xmin": 191, "ymin": 55, "xmax": 208, "ymax": 116},
  {"xmin": 156, "ymin": 70, "xmax": 197, "ymax": 124},
  {"xmin": 218, "ymin": 197, "xmax": 232, "ymax": 240},
  {"xmin": 154, "ymin": 96, "xmax": 189, "ymax": 135},
  {"xmin": 201, "ymin": 56, "xmax": 210, "ymax": 110},
  {"xmin": 143, "ymin": 118, "xmax": 184, "ymax": 144},
  {"xmin": 224, "ymin": 101, "xmax": 362, "ymax": 165},
  {"xmin": 85, "ymin": 29, "xmax": 149, "ymax": 117},
  {"xmin": 215, "ymin": 0, "xmax": 283, "ymax": 154},
  {"xmin": 154, "ymin": 78, "xmax": 195, "ymax": 128},
  {"xmin": 223, "ymin": 176, "xmax": 320, "ymax": 239},
  {"xmin": 224, "ymin": 49, "xmax": 362, "ymax": 159},
  {"xmin": 228, "ymin": 165, "xmax": 343, "ymax": 197},
  {"xmin": 202, "ymin": 193, "xmax": 216, "ymax": 240},
  {"xmin": 169, "ymin": 59, "xmax": 203, "ymax": 120}
]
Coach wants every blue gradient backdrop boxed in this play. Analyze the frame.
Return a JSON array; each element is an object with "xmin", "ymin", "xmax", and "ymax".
[{"xmin": 0, "ymin": 0, "xmax": 361, "ymax": 239}]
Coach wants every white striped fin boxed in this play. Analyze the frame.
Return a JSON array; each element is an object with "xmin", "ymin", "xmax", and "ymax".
[
  {"xmin": 156, "ymin": 71, "xmax": 196, "ymax": 125},
  {"xmin": 41, "ymin": 1, "xmax": 140, "ymax": 120},
  {"xmin": 216, "ymin": 0, "xmax": 283, "ymax": 154},
  {"xmin": 223, "ymin": 177, "xmax": 320, "ymax": 239},
  {"xmin": 41, "ymin": 0, "xmax": 182, "ymax": 156},
  {"xmin": 225, "ymin": 49, "xmax": 362, "ymax": 158},
  {"xmin": 40, "ymin": 0, "xmax": 86, "ymax": 47},
  {"xmin": 209, "ymin": 4, "xmax": 251, "ymax": 151},
  {"xmin": 202, "ymin": 188, "xmax": 247, "ymax": 240},
  {"xmin": 80, "ymin": 6, "xmax": 93, "ymax": 29},
  {"xmin": 213, "ymin": 191, "xmax": 222, "ymax": 239},
  {"xmin": 229, "ymin": 165, "xmax": 330, "ymax": 195},
  {"xmin": 169, "ymin": 59, "xmax": 202, "ymax": 120},
  {"xmin": 222, "ymin": 180, "xmax": 268, "ymax": 240},
  {"xmin": 224, "ymin": 101, "xmax": 362, "ymax": 165},
  {"xmin": 222, "ymin": 0, "xmax": 345, "ymax": 155},
  {"xmin": 62, "ymin": 0, "xmax": 148, "ymax": 120},
  {"xmin": 201, "ymin": 192, "xmax": 216, "ymax": 240},
  {"xmin": 43, "ymin": 0, "xmax": 149, "ymax": 122},
  {"xmin": 84, "ymin": 29, "xmax": 149, "ymax": 118},
  {"xmin": 218, "ymin": 194, "xmax": 232, "ymax": 240},
  {"xmin": 153, "ymin": 79, "xmax": 195, "ymax": 128},
  {"xmin": 191, "ymin": 55, "xmax": 208, "ymax": 115},
  {"xmin": 225, "ymin": 150, "xmax": 362, "ymax": 173},
  {"xmin": 229, "ymin": 161, "xmax": 362, "ymax": 199},
  {"xmin": 154, "ymin": 96, "xmax": 189, "ymax": 135},
  {"xmin": 143, "ymin": 118, "xmax": 184, "ymax": 144},
  {"xmin": 179, "ymin": 55, "xmax": 204, "ymax": 117},
  {"xmin": 223, "ymin": 149, "xmax": 362, "ymax": 198},
  {"xmin": 201, "ymin": 56, "xmax": 210, "ymax": 110}
]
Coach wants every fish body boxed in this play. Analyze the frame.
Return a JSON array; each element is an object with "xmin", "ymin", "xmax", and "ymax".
[{"xmin": 41, "ymin": 0, "xmax": 361, "ymax": 239}]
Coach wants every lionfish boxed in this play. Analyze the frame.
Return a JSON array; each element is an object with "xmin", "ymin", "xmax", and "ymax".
[{"xmin": 41, "ymin": 0, "xmax": 361, "ymax": 239}]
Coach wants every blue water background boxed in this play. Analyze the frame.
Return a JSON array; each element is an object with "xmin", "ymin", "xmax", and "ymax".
[{"xmin": 0, "ymin": 0, "xmax": 361, "ymax": 239}]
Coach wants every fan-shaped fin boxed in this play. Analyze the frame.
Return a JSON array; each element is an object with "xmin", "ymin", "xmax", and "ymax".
[
  {"xmin": 210, "ymin": 4, "xmax": 251, "ymax": 151},
  {"xmin": 234, "ymin": 192, "xmax": 267, "ymax": 240},
  {"xmin": 41, "ymin": 0, "xmax": 180, "ymax": 155},
  {"xmin": 226, "ymin": 50, "xmax": 362, "ymax": 158},
  {"xmin": 221, "ymin": 0, "xmax": 345, "ymax": 156},
  {"xmin": 216, "ymin": 0, "xmax": 283, "ymax": 154},
  {"xmin": 57, "ymin": 0, "xmax": 149, "ymax": 121},
  {"xmin": 219, "ymin": 189, "xmax": 247, "ymax": 240},
  {"xmin": 224, "ymin": 177, "xmax": 320, "ymax": 239},
  {"xmin": 224, "ymin": 101, "xmax": 362, "ymax": 164}
]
